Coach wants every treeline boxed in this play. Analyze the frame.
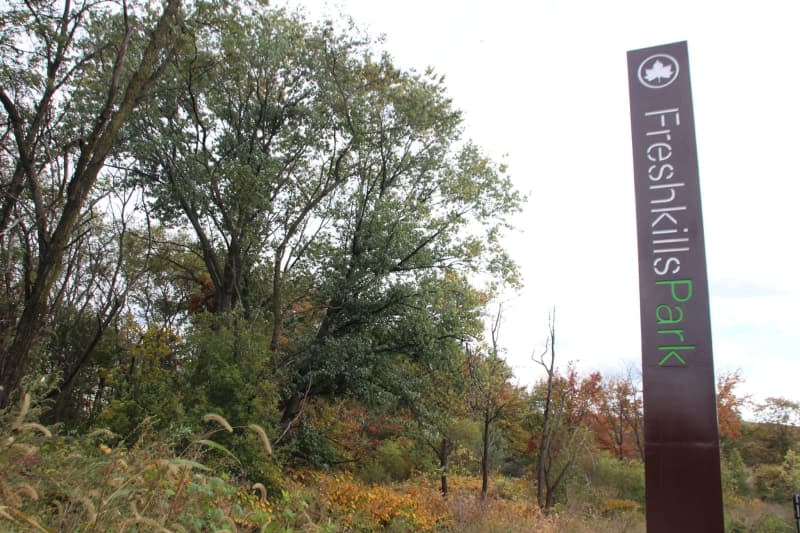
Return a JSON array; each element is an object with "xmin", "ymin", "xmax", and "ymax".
[
  {"xmin": 1, "ymin": 1, "xmax": 798, "ymax": 531},
  {"xmin": 0, "ymin": 0, "xmax": 522, "ymax": 495},
  {"xmin": 1, "ymin": 0, "xmax": 518, "ymax": 429}
]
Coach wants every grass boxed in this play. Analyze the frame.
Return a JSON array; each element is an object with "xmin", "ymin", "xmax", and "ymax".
[{"xmin": 2, "ymin": 395, "xmax": 790, "ymax": 532}]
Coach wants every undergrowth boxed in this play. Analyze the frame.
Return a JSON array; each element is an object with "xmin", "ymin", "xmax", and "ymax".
[
  {"xmin": 0, "ymin": 394, "xmax": 274, "ymax": 532},
  {"xmin": 7, "ymin": 393, "xmax": 788, "ymax": 532},
  {"xmin": 0, "ymin": 391, "xmax": 646, "ymax": 532}
]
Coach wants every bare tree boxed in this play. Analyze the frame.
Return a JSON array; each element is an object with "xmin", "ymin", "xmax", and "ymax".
[
  {"xmin": 533, "ymin": 309, "xmax": 596, "ymax": 512},
  {"xmin": 467, "ymin": 304, "xmax": 517, "ymax": 499},
  {"xmin": 534, "ymin": 309, "xmax": 557, "ymax": 510}
]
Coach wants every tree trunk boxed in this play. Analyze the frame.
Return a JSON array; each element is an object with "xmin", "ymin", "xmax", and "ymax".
[
  {"xmin": 0, "ymin": 0, "xmax": 183, "ymax": 408},
  {"xmin": 536, "ymin": 445, "xmax": 547, "ymax": 509},
  {"xmin": 0, "ymin": 282, "xmax": 49, "ymax": 405},
  {"xmin": 481, "ymin": 412, "xmax": 490, "ymax": 499},
  {"xmin": 535, "ymin": 310, "xmax": 556, "ymax": 511},
  {"xmin": 632, "ymin": 426, "xmax": 645, "ymax": 462},
  {"xmin": 270, "ymin": 247, "xmax": 285, "ymax": 352},
  {"xmin": 545, "ymin": 486, "xmax": 555, "ymax": 511},
  {"xmin": 440, "ymin": 438, "xmax": 450, "ymax": 499},
  {"xmin": 280, "ymin": 391, "xmax": 303, "ymax": 427}
]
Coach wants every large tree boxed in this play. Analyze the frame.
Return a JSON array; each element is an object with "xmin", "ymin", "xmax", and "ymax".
[
  {"xmin": 127, "ymin": 7, "xmax": 365, "ymax": 325},
  {"xmin": 279, "ymin": 54, "xmax": 521, "ymax": 424},
  {"xmin": 0, "ymin": 2, "xmax": 523, "ymax": 450},
  {"xmin": 0, "ymin": 0, "xmax": 185, "ymax": 407},
  {"xmin": 123, "ymin": 5, "xmax": 521, "ymax": 427}
]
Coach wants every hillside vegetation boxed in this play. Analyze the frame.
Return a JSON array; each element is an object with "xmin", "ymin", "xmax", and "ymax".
[{"xmin": 0, "ymin": 1, "xmax": 798, "ymax": 531}]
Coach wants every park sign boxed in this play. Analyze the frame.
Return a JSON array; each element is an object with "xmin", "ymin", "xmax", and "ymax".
[{"xmin": 626, "ymin": 41, "xmax": 724, "ymax": 532}]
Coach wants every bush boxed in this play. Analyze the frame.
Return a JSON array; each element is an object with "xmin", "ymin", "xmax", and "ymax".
[
  {"xmin": 582, "ymin": 451, "xmax": 645, "ymax": 504},
  {"xmin": 601, "ymin": 498, "xmax": 640, "ymax": 514},
  {"xmin": 755, "ymin": 464, "xmax": 785, "ymax": 501},
  {"xmin": 780, "ymin": 449, "xmax": 800, "ymax": 492},
  {"xmin": 308, "ymin": 471, "xmax": 452, "ymax": 531},
  {"xmin": 724, "ymin": 497, "xmax": 796, "ymax": 533},
  {"xmin": 723, "ymin": 448, "xmax": 754, "ymax": 498},
  {"xmin": 360, "ymin": 438, "xmax": 423, "ymax": 483}
]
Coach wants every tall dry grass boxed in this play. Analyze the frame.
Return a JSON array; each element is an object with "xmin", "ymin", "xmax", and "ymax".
[{"xmin": 1, "ymin": 397, "xmax": 275, "ymax": 532}]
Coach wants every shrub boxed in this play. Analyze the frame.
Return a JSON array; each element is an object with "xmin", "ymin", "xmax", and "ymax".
[
  {"xmin": 360, "ymin": 438, "xmax": 422, "ymax": 483},
  {"xmin": 755, "ymin": 464, "xmax": 785, "ymax": 501},
  {"xmin": 309, "ymin": 471, "xmax": 452, "ymax": 531},
  {"xmin": 780, "ymin": 449, "xmax": 800, "ymax": 492},
  {"xmin": 581, "ymin": 451, "xmax": 645, "ymax": 504},
  {"xmin": 723, "ymin": 447, "xmax": 754, "ymax": 498}
]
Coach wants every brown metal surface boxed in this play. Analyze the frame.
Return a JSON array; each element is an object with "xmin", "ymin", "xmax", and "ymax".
[{"xmin": 627, "ymin": 41, "xmax": 724, "ymax": 532}]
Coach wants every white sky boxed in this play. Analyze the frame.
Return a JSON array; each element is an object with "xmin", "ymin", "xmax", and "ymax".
[{"xmin": 281, "ymin": 0, "xmax": 800, "ymax": 413}]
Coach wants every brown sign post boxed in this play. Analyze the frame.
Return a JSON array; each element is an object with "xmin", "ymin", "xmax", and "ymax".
[{"xmin": 627, "ymin": 41, "xmax": 724, "ymax": 532}]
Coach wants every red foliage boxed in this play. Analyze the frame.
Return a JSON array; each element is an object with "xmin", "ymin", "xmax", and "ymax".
[{"xmin": 587, "ymin": 372, "xmax": 644, "ymax": 460}]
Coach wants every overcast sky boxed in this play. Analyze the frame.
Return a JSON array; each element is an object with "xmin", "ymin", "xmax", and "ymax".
[{"xmin": 280, "ymin": 0, "xmax": 800, "ymax": 413}]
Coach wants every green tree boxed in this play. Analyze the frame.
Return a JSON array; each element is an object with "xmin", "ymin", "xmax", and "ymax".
[
  {"xmin": 262, "ymin": 30, "xmax": 522, "ymax": 427},
  {"xmin": 38, "ymin": 186, "xmax": 158, "ymax": 424},
  {"xmin": 406, "ymin": 354, "xmax": 472, "ymax": 498},
  {"xmin": 94, "ymin": 316, "xmax": 186, "ymax": 438},
  {"xmin": 120, "ymin": 4, "xmax": 521, "ymax": 435},
  {"xmin": 721, "ymin": 447, "xmax": 752, "ymax": 498},
  {"xmin": 780, "ymin": 448, "xmax": 800, "ymax": 492},
  {"xmin": 754, "ymin": 397, "xmax": 800, "ymax": 463},
  {"xmin": 0, "ymin": 3, "xmax": 523, "ymax": 471},
  {"xmin": 0, "ymin": 0, "xmax": 185, "ymax": 407},
  {"xmin": 126, "ymin": 6, "xmax": 363, "ymax": 326}
]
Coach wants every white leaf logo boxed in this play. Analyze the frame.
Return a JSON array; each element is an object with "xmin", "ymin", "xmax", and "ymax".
[
  {"xmin": 644, "ymin": 60, "xmax": 674, "ymax": 83},
  {"xmin": 637, "ymin": 54, "xmax": 680, "ymax": 89}
]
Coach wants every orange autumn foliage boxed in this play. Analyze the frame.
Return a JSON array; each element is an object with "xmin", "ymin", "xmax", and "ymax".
[
  {"xmin": 306, "ymin": 471, "xmax": 452, "ymax": 531},
  {"xmin": 589, "ymin": 374, "xmax": 644, "ymax": 460},
  {"xmin": 717, "ymin": 370, "xmax": 749, "ymax": 442}
]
